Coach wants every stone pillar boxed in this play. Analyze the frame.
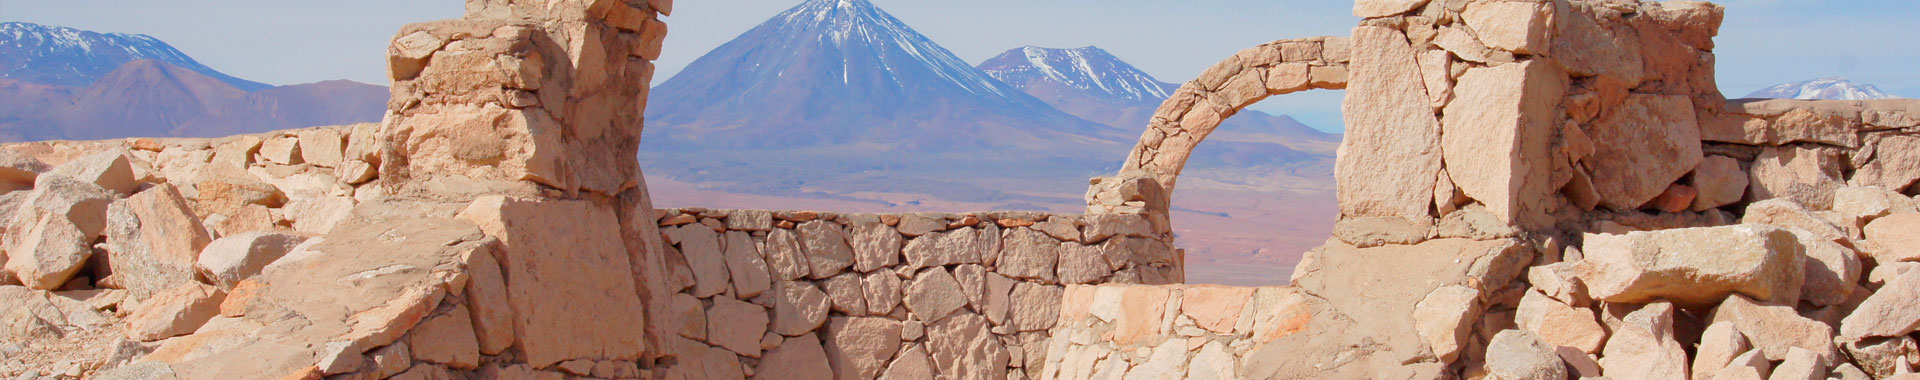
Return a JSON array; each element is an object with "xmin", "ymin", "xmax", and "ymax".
[{"xmin": 370, "ymin": 0, "xmax": 680, "ymax": 366}]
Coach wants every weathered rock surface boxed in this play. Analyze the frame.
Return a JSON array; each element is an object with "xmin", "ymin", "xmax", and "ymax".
[
  {"xmin": 1485, "ymin": 329, "xmax": 1568, "ymax": 380},
  {"xmin": 1337, "ymin": 26, "xmax": 1441, "ymax": 223},
  {"xmin": 1586, "ymin": 94, "xmax": 1703, "ymax": 211},
  {"xmin": 124, "ymin": 283, "xmax": 225, "ymax": 341},
  {"xmin": 1575, "ymin": 225, "xmax": 1805, "ymax": 306},
  {"xmin": 195, "ymin": 232, "xmax": 309, "ymax": 290}
]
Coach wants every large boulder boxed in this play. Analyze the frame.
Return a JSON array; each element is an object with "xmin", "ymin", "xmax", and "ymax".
[
  {"xmin": 4, "ymin": 176, "xmax": 115, "ymax": 289},
  {"xmin": 124, "ymin": 283, "xmax": 226, "ymax": 341},
  {"xmin": 1863, "ymin": 213, "xmax": 1920, "ymax": 263},
  {"xmin": 1749, "ymin": 146, "xmax": 1846, "ymax": 210},
  {"xmin": 1710, "ymin": 295, "xmax": 1839, "ymax": 362},
  {"xmin": 1840, "ymin": 269, "xmax": 1920, "ymax": 341},
  {"xmin": 1585, "ymin": 94, "xmax": 1704, "ymax": 211},
  {"xmin": 195, "ymin": 232, "xmax": 309, "ymax": 290},
  {"xmin": 106, "ymin": 183, "xmax": 215, "ymax": 299},
  {"xmin": 42, "ymin": 150, "xmax": 138, "ymax": 196},
  {"xmin": 1575, "ymin": 224, "xmax": 1806, "ymax": 307},
  {"xmin": 1336, "ymin": 26, "xmax": 1442, "ymax": 223}
]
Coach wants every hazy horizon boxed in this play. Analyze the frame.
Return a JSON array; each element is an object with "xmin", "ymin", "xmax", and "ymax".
[{"xmin": 4, "ymin": 0, "xmax": 1914, "ymax": 132}]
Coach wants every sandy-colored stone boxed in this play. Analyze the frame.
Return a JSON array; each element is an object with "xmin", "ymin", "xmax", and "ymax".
[
  {"xmin": 724, "ymin": 231, "xmax": 771, "ymax": 298},
  {"xmin": 1461, "ymin": 0, "xmax": 1552, "ymax": 54},
  {"xmin": 708, "ymin": 296, "xmax": 769, "ymax": 357},
  {"xmin": 1180, "ymin": 286, "xmax": 1251, "ymax": 334},
  {"xmin": 798, "ymin": 220, "xmax": 856, "ymax": 279},
  {"xmin": 756, "ymin": 332, "xmax": 833, "ymax": 380},
  {"xmin": 1576, "ymin": 225, "xmax": 1805, "ymax": 307},
  {"xmin": 1864, "ymin": 213, "xmax": 1920, "ymax": 263},
  {"xmin": 1793, "ymin": 228, "xmax": 1860, "ymax": 307},
  {"xmin": 1750, "ymin": 146, "xmax": 1845, "ymax": 210},
  {"xmin": 850, "ymin": 222, "xmax": 902, "ymax": 273},
  {"xmin": 1854, "ymin": 134, "xmax": 1920, "ymax": 192},
  {"xmin": 772, "ymin": 280, "xmax": 831, "ymax": 336},
  {"xmin": 196, "ymin": 232, "xmax": 309, "ymax": 290},
  {"xmin": 1769, "ymin": 347, "xmax": 1829, "ymax": 380},
  {"xmin": 1412, "ymin": 285, "xmax": 1480, "ymax": 362},
  {"xmin": 409, "ymin": 305, "xmax": 480, "ymax": 369},
  {"xmin": 1710, "ymin": 295, "xmax": 1837, "ymax": 361},
  {"xmin": 1586, "ymin": 94, "xmax": 1703, "ymax": 211},
  {"xmin": 462, "ymin": 242, "xmax": 514, "ymax": 355},
  {"xmin": 1486, "ymin": 329, "xmax": 1568, "ymax": 380},
  {"xmin": 1744, "ymin": 199, "xmax": 1848, "ymax": 244},
  {"xmin": 1338, "ymin": 26, "xmax": 1441, "ymax": 223},
  {"xmin": 862, "ymin": 271, "xmax": 902, "ymax": 317},
  {"xmin": 824, "ymin": 317, "xmax": 903, "ymax": 380},
  {"xmin": 1692, "ymin": 321, "xmax": 1751, "ymax": 380},
  {"xmin": 44, "ymin": 150, "xmax": 137, "ymax": 196},
  {"xmin": 878, "ymin": 344, "xmax": 933, "ymax": 380},
  {"xmin": 904, "ymin": 266, "xmax": 966, "ymax": 323},
  {"xmin": 1692, "ymin": 155, "xmax": 1749, "ymax": 211},
  {"xmin": 1841, "ymin": 269, "xmax": 1920, "ymax": 340},
  {"xmin": 670, "ymin": 224, "xmax": 730, "ymax": 298},
  {"xmin": 766, "ymin": 228, "xmax": 810, "ymax": 280},
  {"xmin": 902, "ymin": 227, "xmax": 984, "ymax": 270},
  {"xmin": 926, "ymin": 313, "xmax": 1008, "ymax": 380},
  {"xmin": 125, "ymin": 283, "xmax": 225, "ymax": 341},
  {"xmin": 1842, "ymin": 336, "xmax": 1919, "ymax": 379},
  {"xmin": 1056, "ymin": 243, "xmax": 1110, "ymax": 285},
  {"xmin": 455, "ymin": 197, "xmax": 647, "ymax": 368},
  {"xmin": 297, "ymin": 129, "xmax": 345, "ymax": 168},
  {"xmin": 997, "ymin": 228, "xmax": 1059, "ymax": 282},
  {"xmin": 1515, "ymin": 291, "xmax": 1605, "ymax": 354},
  {"xmin": 821, "ymin": 272, "xmax": 869, "ymax": 316},
  {"xmin": 1009, "ymin": 282, "xmax": 1062, "ymax": 332},
  {"xmin": 1439, "ymin": 60, "xmax": 1562, "ymax": 225},
  {"xmin": 1597, "ymin": 302, "xmax": 1688, "ymax": 380},
  {"xmin": 5, "ymin": 176, "xmax": 113, "ymax": 289}
]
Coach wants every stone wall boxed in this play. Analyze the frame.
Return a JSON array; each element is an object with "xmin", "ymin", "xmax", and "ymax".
[
  {"xmin": 1054, "ymin": 0, "xmax": 1920, "ymax": 379},
  {"xmin": 647, "ymin": 208, "xmax": 1179, "ymax": 380}
]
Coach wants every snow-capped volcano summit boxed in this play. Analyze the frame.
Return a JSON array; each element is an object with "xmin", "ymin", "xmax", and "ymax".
[
  {"xmin": 646, "ymin": 0, "xmax": 1121, "ymax": 153},
  {"xmin": 979, "ymin": 46, "xmax": 1175, "ymax": 102},
  {"xmin": 1, "ymin": 22, "xmax": 268, "ymax": 90},
  {"xmin": 1745, "ymin": 77, "xmax": 1898, "ymax": 100}
]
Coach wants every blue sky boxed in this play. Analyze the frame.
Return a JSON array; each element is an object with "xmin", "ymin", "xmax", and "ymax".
[{"xmin": 4, "ymin": 0, "xmax": 1913, "ymax": 132}]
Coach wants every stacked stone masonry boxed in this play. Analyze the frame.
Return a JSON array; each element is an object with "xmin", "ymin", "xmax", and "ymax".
[
  {"xmin": 649, "ymin": 208, "xmax": 1179, "ymax": 380},
  {"xmin": 1056, "ymin": 0, "xmax": 1920, "ymax": 379},
  {"xmin": 5, "ymin": 0, "xmax": 1920, "ymax": 379}
]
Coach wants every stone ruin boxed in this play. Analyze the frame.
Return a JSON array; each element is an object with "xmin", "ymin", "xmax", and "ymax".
[{"xmin": 1, "ymin": 0, "xmax": 1917, "ymax": 379}]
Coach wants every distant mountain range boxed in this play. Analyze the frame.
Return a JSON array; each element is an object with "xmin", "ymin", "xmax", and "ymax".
[
  {"xmin": 640, "ymin": 0, "xmax": 1338, "ymax": 206},
  {"xmin": 977, "ymin": 46, "xmax": 1338, "ymax": 155},
  {"xmin": 0, "ymin": 22, "xmax": 385, "ymax": 142},
  {"xmin": 1745, "ymin": 77, "xmax": 1900, "ymax": 100}
]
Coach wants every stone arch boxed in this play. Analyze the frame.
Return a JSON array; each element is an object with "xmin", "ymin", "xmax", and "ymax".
[{"xmin": 1086, "ymin": 36, "xmax": 1351, "ymax": 218}]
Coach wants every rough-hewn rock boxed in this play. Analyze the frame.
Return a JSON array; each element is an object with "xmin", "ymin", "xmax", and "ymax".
[
  {"xmin": 1337, "ymin": 26, "xmax": 1441, "ymax": 223},
  {"xmin": 195, "ymin": 232, "xmax": 309, "ymax": 290},
  {"xmin": 1461, "ymin": 1, "xmax": 1552, "ymax": 54},
  {"xmin": 1439, "ymin": 60, "xmax": 1562, "ymax": 225},
  {"xmin": 1586, "ymin": 94, "xmax": 1703, "ymax": 211},
  {"xmin": 1412, "ymin": 285, "xmax": 1479, "ymax": 362},
  {"xmin": 772, "ymin": 280, "xmax": 831, "ymax": 336},
  {"xmin": 997, "ymin": 228, "xmax": 1059, "ymax": 282},
  {"xmin": 105, "ymin": 183, "xmax": 213, "ymax": 299},
  {"xmin": 926, "ymin": 313, "xmax": 1008, "ymax": 380},
  {"xmin": 124, "ymin": 283, "xmax": 225, "ymax": 341},
  {"xmin": 1691, "ymin": 155, "xmax": 1749, "ymax": 211},
  {"xmin": 5, "ymin": 176, "xmax": 114, "ymax": 289},
  {"xmin": 756, "ymin": 333, "xmax": 833, "ymax": 380},
  {"xmin": 1853, "ymin": 134, "xmax": 1919, "ymax": 192},
  {"xmin": 903, "ymin": 227, "xmax": 985, "ymax": 270},
  {"xmin": 849, "ymin": 222, "xmax": 902, "ymax": 273},
  {"xmin": 1576, "ymin": 225, "xmax": 1805, "ymax": 306},
  {"xmin": 43, "ymin": 150, "xmax": 137, "ymax": 196},
  {"xmin": 1840, "ymin": 269, "xmax": 1920, "ymax": 340},
  {"xmin": 1750, "ymin": 146, "xmax": 1845, "ymax": 210},
  {"xmin": 1863, "ymin": 213, "xmax": 1920, "ymax": 263},
  {"xmin": 1485, "ymin": 330, "xmax": 1568, "ymax": 380},
  {"xmin": 904, "ymin": 266, "xmax": 967, "ymax": 323},
  {"xmin": 409, "ymin": 305, "xmax": 480, "ymax": 369},
  {"xmin": 1009, "ymin": 282, "xmax": 1062, "ymax": 332},
  {"xmin": 824, "ymin": 317, "xmax": 903, "ymax": 380},
  {"xmin": 723, "ymin": 231, "xmax": 771, "ymax": 298},
  {"xmin": 708, "ymin": 296, "xmax": 768, "ymax": 357},
  {"xmin": 798, "ymin": 220, "xmax": 856, "ymax": 279},
  {"xmin": 456, "ymin": 197, "xmax": 648, "ymax": 368},
  {"xmin": 670, "ymin": 224, "xmax": 730, "ymax": 298},
  {"xmin": 1710, "ymin": 295, "xmax": 1837, "ymax": 361}
]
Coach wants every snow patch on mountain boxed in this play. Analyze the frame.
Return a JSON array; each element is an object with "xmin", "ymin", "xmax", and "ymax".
[
  {"xmin": 979, "ymin": 46, "xmax": 1174, "ymax": 102},
  {"xmin": 1745, "ymin": 77, "xmax": 1898, "ymax": 101},
  {"xmin": 0, "ymin": 22, "xmax": 268, "ymax": 91}
]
